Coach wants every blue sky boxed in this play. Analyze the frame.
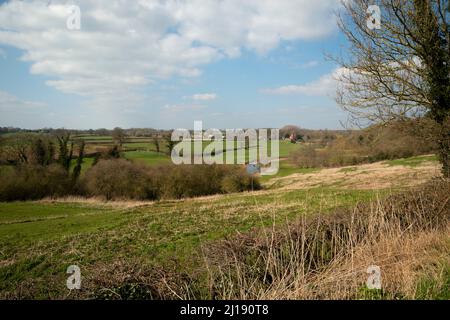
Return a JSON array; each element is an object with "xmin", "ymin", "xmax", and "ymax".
[{"xmin": 0, "ymin": 0, "xmax": 350, "ymax": 130}]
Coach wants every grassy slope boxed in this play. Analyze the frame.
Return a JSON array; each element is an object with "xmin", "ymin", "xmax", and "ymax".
[
  {"xmin": 0, "ymin": 154, "xmax": 444, "ymax": 298},
  {"xmin": 384, "ymin": 154, "xmax": 437, "ymax": 167},
  {"xmin": 0, "ymin": 188, "xmax": 375, "ymax": 298}
]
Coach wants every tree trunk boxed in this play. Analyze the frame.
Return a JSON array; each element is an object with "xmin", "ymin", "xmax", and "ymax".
[{"xmin": 437, "ymin": 122, "xmax": 450, "ymax": 178}]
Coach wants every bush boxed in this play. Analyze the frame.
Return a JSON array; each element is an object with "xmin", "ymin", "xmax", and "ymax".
[
  {"xmin": 0, "ymin": 158, "xmax": 260, "ymax": 202},
  {"xmin": 156, "ymin": 164, "xmax": 259, "ymax": 199},
  {"xmin": 0, "ymin": 164, "xmax": 72, "ymax": 201},
  {"xmin": 83, "ymin": 159, "xmax": 157, "ymax": 200},
  {"xmin": 82, "ymin": 160, "xmax": 258, "ymax": 201},
  {"xmin": 155, "ymin": 165, "xmax": 218, "ymax": 199},
  {"xmin": 220, "ymin": 169, "xmax": 257, "ymax": 193}
]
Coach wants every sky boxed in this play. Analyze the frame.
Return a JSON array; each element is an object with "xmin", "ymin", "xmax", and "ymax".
[{"xmin": 0, "ymin": 0, "xmax": 351, "ymax": 130}]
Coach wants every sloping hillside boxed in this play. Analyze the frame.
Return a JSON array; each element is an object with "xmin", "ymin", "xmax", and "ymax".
[{"xmin": 0, "ymin": 155, "xmax": 446, "ymax": 299}]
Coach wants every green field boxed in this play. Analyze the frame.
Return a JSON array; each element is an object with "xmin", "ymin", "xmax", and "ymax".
[
  {"xmin": 72, "ymin": 135, "xmax": 114, "ymax": 141},
  {"xmin": 77, "ymin": 135, "xmax": 301, "ymax": 155},
  {"xmin": 385, "ymin": 154, "xmax": 438, "ymax": 167},
  {"xmin": 65, "ymin": 138, "xmax": 304, "ymax": 178},
  {"xmin": 0, "ymin": 154, "xmax": 445, "ymax": 299},
  {"xmin": 0, "ymin": 185, "xmax": 376, "ymax": 298},
  {"xmin": 123, "ymin": 142, "xmax": 156, "ymax": 150},
  {"xmin": 123, "ymin": 141, "xmax": 302, "ymax": 170},
  {"xmin": 2, "ymin": 137, "xmax": 304, "ymax": 181},
  {"xmin": 123, "ymin": 151, "xmax": 172, "ymax": 166}
]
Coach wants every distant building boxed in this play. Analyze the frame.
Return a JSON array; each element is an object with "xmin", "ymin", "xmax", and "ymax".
[{"xmin": 289, "ymin": 132, "xmax": 297, "ymax": 143}]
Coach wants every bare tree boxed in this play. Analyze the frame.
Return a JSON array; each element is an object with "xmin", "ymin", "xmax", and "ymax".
[
  {"xmin": 280, "ymin": 125, "xmax": 303, "ymax": 141},
  {"xmin": 164, "ymin": 134, "xmax": 176, "ymax": 156},
  {"xmin": 0, "ymin": 133, "xmax": 38, "ymax": 164},
  {"xmin": 153, "ymin": 136, "xmax": 161, "ymax": 153},
  {"xmin": 112, "ymin": 127, "xmax": 127, "ymax": 147},
  {"xmin": 336, "ymin": 0, "xmax": 450, "ymax": 177}
]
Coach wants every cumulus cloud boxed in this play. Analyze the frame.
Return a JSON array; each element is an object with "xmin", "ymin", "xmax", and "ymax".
[
  {"xmin": 172, "ymin": 0, "xmax": 339, "ymax": 54},
  {"xmin": 0, "ymin": 0, "xmax": 339, "ymax": 109},
  {"xmin": 262, "ymin": 67, "xmax": 347, "ymax": 97},
  {"xmin": 191, "ymin": 93, "xmax": 217, "ymax": 101}
]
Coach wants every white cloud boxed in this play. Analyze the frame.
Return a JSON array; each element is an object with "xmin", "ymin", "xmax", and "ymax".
[
  {"xmin": 173, "ymin": 0, "xmax": 339, "ymax": 54},
  {"xmin": 191, "ymin": 93, "xmax": 217, "ymax": 101},
  {"xmin": 0, "ymin": 0, "xmax": 340, "ymax": 109},
  {"xmin": 262, "ymin": 67, "xmax": 347, "ymax": 97},
  {"xmin": 163, "ymin": 104, "xmax": 207, "ymax": 113}
]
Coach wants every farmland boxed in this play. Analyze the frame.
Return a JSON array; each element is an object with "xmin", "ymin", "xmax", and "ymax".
[
  {"xmin": 67, "ymin": 134, "xmax": 305, "ymax": 177},
  {"xmin": 0, "ymin": 153, "xmax": 447, "ymax": 299}
]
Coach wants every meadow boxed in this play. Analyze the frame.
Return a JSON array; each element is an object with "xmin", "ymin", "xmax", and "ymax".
[
  {"xmin": 0, "ymin": 130, "xmax": 448, "ymax": 299},
  {"xmin": 68, "ymin": 134, "xmax": 304, "ymax": 176},
  {"xmin": 1, "ymin": 148, "xmax": 447, "ymax": 299}
]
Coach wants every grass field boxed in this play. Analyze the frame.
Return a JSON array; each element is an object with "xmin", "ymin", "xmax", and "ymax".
[
  {"xmin": 123, "ymin": 151, "xmax": 172, "ymax": 166},
  {"xmin": 0, "ymin": 155, "xmax": 444, "ymax": 299},
  {"xmin": 73, "ymin": 135, "xmax": 114, "ymax": 141},
  {"xmin": 259, "ymin": 161, "xmax": 320, "ymax": 183},
  {"xmin": 64, "ymin": 137, "xmax": 304, "ymax": 178},
  {"xmin": 1, "ymin": 135, "xmax": 303, "ymax": 184},
  {"xmin": 384, "ymin": 154, "xmax": 438, "ymax": 167},
  {"xmin": 0, "ymin": 187, "xmax": 375, "ymax": 298}
]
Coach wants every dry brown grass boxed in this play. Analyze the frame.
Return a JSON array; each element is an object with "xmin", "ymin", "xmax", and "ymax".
[
  {"xmin": 39, "ymin": 196, "xmax": 155, "ymax": 209},
  {"xmin": 200, "ymin": 179, "xmax": 450, "ymax": 300},
  {"xmin": 307, "ymin": 225, "xmax": 450, "ymax": 299},
  {"xmin": 80, "ymin": 260, "xmax": 188, "ymax": 300},
  {"xmin": 267, "ymin": 159, "xmax": 440, "ymax": 191}
]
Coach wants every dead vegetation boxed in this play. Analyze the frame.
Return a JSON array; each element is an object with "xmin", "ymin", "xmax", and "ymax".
[
  {"xmin": 0, "ymin": 155, "xmax": 447, "ymax": 300},
  {"xmin": 197, "ymin": 179, "xmax": 450, "ymax": 300},
  {"xmin": 267, "ymin": 157, "xmax": 440, "ymax": 191}
]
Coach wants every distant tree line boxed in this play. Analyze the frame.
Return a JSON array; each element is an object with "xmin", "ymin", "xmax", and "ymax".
[{"xmin": 0, "ymin": 126, "xmax": 171, "ymax": 137}]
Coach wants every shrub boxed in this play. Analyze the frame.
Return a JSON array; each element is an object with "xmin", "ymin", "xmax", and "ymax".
[
  {"xmin": 220, "ymin": 169, "xmax": 258, "ymax": 193},
  {"xmin": 83, "ymin": 159, "xmax": 157, "ymax": 200},
  {"xmin": 156, "ymin": 165, "xmax": 215, "ymax": 199},
  {"xmin": 0, "ymin": 159, "xmax": 260, "ymax": 202},
  {"xmin": 83, "ymin": 160, "xmax": 257, "ymax": 201},
  {"xmin": 0, "ymin": 164, "xmax": 72, "ymax": 201},
  {"xmin": 156, "ymin": 164, "xmax": 259, "ymax": 199}
]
